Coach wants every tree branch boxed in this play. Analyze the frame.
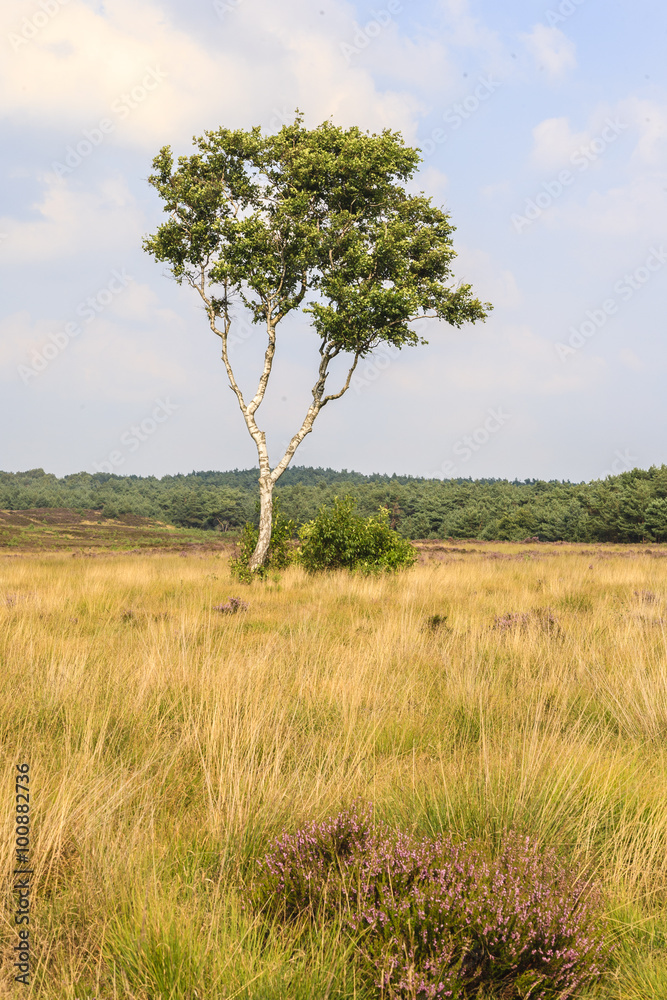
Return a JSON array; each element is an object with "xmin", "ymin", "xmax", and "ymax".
[
  {"xmin": 247, "ymin": 309, "xmax": 276, "ymax": 416},
  {"xmin": 269, "ymin": 346, "xmax": 361, "ymax": 484},
  {"xmin": 320, "ymin": 350, "xmax": 362, "ymax": 406},
  {"xmin": 191, "ymin": 275, "xmax": 248, "ymax": 414},
  {"xmin": 193, "ymin": 276, "xmax": 274, "ymax": 476}
]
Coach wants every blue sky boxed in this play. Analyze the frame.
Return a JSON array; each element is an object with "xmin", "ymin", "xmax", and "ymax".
[{"xmin": 1, "ymin": 0, "xmax": 666, "ymax": 482}]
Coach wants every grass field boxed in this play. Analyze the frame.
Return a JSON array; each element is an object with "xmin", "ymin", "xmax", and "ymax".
[{"xmin": 2, "ymin": 539, "xmax": 667, "ymax": 998}]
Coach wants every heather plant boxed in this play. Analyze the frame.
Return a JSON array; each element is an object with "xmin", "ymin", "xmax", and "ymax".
[
  {"xmin": 254, "ymin": 802, "xmax": 376, "ymax": 922},
  {"xmin": 492, "ymin": 612, "xmax": 532, "ymax": 633},
  {"xmin": 298, "ymin": 496, "xmax": 417, "ymax": 574},
  {"xmin": 357, "ymin": 831, "xmax": 607, "ymax": 999},
  {"xmin": 493, "ymin": 608, "xmax": 561, "ymax": 636},
  {"xmin": 213, "ymin": 597, "xmax": 249, "ymax": 614},
  {"xmin": 256, "ymin": 807, "xmax": 608, "ymax": 999},
  {"xmin": 634, "ymin": 589, "xmax": 658, "ymax": 603}
]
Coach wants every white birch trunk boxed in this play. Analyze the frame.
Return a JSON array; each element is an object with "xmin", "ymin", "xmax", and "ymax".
[
  {"xmin": 249, "ymin": 471, "xmax": 274, "ymax": 571},
  {"xmin": 194, "ymin": 278, "xmax": 362, "ymax": 573}
]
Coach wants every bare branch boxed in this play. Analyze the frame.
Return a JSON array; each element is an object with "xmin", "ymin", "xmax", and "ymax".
[
  {"xmin": 273, "ymin": 271, "xmax": 308, "ymax": 324},
  {"xmin": 192, "ymin": 276, "xmax": 249, "ymax": 413},
  {"xmin": 269, "ymin": 345, "xmax": 361, "ymax": 484},
  {"xmin": 320, "ymin": 350, "xmax": 362, "ymax": 406},
  {"xmin": 247, "ymin": 312, "xmax": 277, "ymax": 416}
]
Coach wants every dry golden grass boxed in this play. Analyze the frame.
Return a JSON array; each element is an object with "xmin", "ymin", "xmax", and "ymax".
[{"xmin": 1, "ymin": 543, "xmax": 667, "ymax": 998}]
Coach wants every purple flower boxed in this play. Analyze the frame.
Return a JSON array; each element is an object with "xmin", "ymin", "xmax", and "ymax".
[
  {"xmin": 213, "ymin": 596, "xmax": 249, "ymax": 614},
  {"xmin": 253, "ymin": 807, "xmax": 609, "ymax": 998}
]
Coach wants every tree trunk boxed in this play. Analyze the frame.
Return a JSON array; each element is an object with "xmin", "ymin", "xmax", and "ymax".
[{"xmin": 248, "ymin": 475, "xmax": 273, "ymax": 571}]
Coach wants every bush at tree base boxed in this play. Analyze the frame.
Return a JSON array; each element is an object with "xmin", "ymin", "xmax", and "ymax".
[
  {"xmin": 230, "ymin": 498, "xmax": 295, "ymax": 582},
  {"xmin": 298, "ymin": 496, "xmax": 417, "ymax": 573},
  {"xmin": 254, "ymin": 804, "xmax": 609, "ymax": 999}
]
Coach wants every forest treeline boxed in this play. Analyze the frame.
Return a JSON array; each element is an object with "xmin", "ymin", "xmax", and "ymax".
[{"xmin": 3, "ymin": 466, "xmax": 667, "ymax": 543}]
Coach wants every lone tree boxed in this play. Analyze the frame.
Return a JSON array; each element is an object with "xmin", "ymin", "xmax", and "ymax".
[{"xmin": 144, "ymin": 113, "xmax": 491, "ymax": 571}]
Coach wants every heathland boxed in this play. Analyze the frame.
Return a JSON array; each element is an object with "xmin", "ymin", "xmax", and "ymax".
[{"xmin": 2, "ymin": 539, "xmax": 667, "ymax": 997}]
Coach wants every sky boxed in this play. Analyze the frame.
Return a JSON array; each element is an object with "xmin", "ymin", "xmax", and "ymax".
[{"xmin": 1, "ymin": 0, "xmax": 666, "ymax": 483}]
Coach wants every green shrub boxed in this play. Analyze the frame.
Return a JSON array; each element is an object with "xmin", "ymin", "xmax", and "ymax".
[
  {"xmin": 230, "ymin": 498, "xmax": 296, "ymax": 583},
  {"xmin": 298, "ymin": 496, "xmax": 416, "ymax": 574}
]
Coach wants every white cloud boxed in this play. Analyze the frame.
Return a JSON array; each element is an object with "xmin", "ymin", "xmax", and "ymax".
[
  {"xmin": 3, "ymin": 0, "xmax": 185, "ymax": 136},
  {"xmin": 452, "ymin": 247, "xmax": 521, "ymax": 309},
  {"xmin": 0, "ymin": 296, "xmax": 188, "ymax": 400},
  {"xmin": 269, "ymin": 28, "xmax": 422, "ymax": 138},
  {"xmin": 481, "ymin": 180, "xmax": 511, "ymax": 202},
  {"xmin": 410, "ymin": 165, "xmax": 449, "ymax": 204},
  {"xmin": 446, "ymin": 322, "xmax": 605, "ymax": 395},
  {"xmin": 0, "ymin": 311, "xmax": 52, "ymax": 370},
  {"xmin": 110, "ymin": 282, "xmax": 180, "ymax": 325},
  {"xmin": 0, "ymin": 0, "xmax": 426, "ymax": 149},
  {"xmin": 74, "ymin": 322, "xmax": 188, "ymax": 400},
  {"xmin": 521, "ymin": 101, "xmax": 667, "ymax": 241},
  {"xmin": 385, "ymin": 319, "xmax": 606, "ymax": 401},
  {"xmin": 521, "ymin": 25, "xmax": 576, "ymax": 80},
  {"xmin": 370, "ymin": 35, "xmax": 455, "ymax": 92},
  {"xmin": 617, "ymin": 97, "xmax": 667, "ymax": 166},
  {"xmin": 437, "ymin": 0, "xmax": 507, "ymax": 66},
  {"xmin": 530, "ymin": 116, "xmax": 590, "ymax": 171},
  {"xmin": 0, "ymin": 176, "xmax": 143, "ymax": 263},
  {"xmin": 619, "ymin": 349, "xmax": 645, "ymax": 371},
  {"xmin": 556, "ymin": 175, "xmax": 667, "ymax": 236}
]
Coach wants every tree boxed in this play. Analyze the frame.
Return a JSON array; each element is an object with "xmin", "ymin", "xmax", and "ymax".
[{"xmin": 143, "ymin": 112, "xmax": 491, "ymax": 570}]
